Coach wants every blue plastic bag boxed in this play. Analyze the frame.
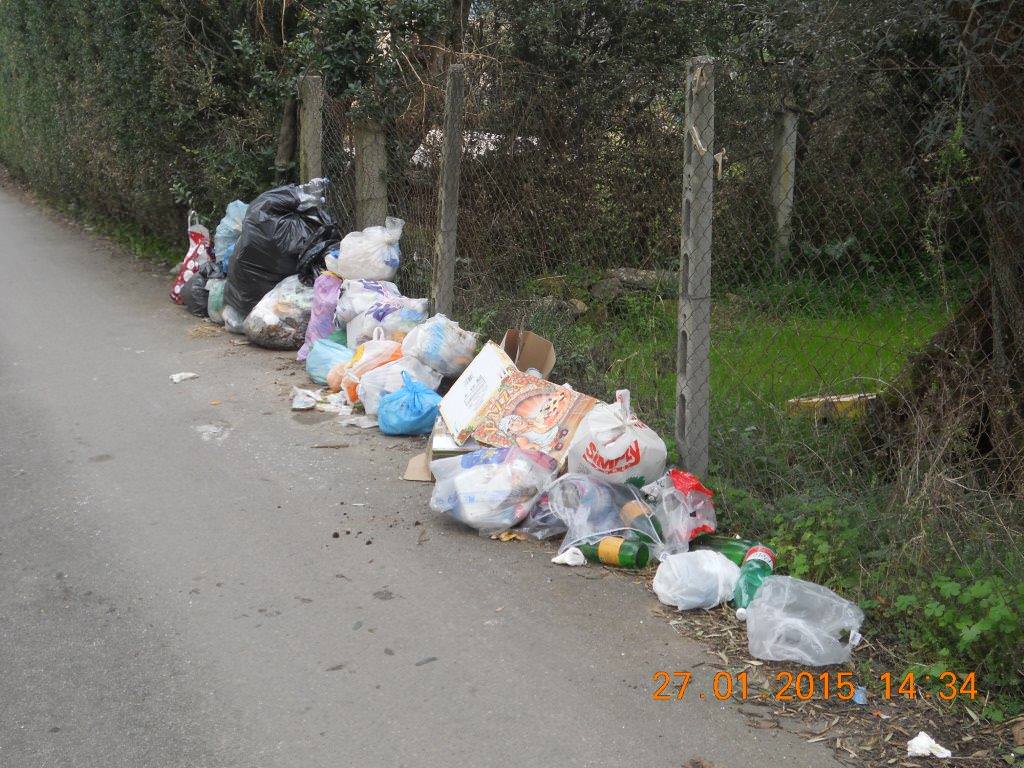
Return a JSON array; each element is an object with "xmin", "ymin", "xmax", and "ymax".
[
  {"xmin": 306, "ymin": 338, "xmax": 353, "ymax": 385},
  {"xmin": 378, "ymin": 371, "xmax": 442, "ymax": 435},
  {"xmin": 214, "ymin": 200, "xmax": 248, "ymax": 274}
]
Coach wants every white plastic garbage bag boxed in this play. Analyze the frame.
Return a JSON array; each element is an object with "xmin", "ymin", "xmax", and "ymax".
[
  {"xmin": 653, "ymin": 551, "xmax": 740, "ymax": 610},
  {"xmin": 334, "ymin": 279, "xmax": 402, "ymax": 323},
  {"xmin": 401, "ymin": 314, "xmax": 480, "ymax": 377},
  {"xmin": 356, "ymin": 356, "xmax": 442, "ymax": 416},
  {"xmin": 346, "ymin": 296, "xmax": 428, "ymax": 345},
  {"xmin": 567, "ymin": 390, "xmax": 667, "ymax": 486},
  {"xmin": 333, "ymin": 217, "xmax": 404, "ymax": 281},
  {"xmin": 243, "ymin": 274, "xmax": 314, "ymax": 350},
  {"xmin": 430, "ymin": 447, "xmax": 558, "ymax": 535},
  {"xmin": 746, "ymin": 576, "xmax": 865, "ymax": 666}
]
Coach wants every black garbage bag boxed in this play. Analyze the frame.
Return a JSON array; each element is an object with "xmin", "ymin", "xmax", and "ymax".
[
  {"xmin": 184, "ymin": 260, "xmax": 223, "ymax": 317},
  {"xmin": 296, "ymin": 223, "xmax": 341, "ymax": 285},
  {"xmin": 223, "ymin": 183, "xmax": 335, "ymax": 315}
]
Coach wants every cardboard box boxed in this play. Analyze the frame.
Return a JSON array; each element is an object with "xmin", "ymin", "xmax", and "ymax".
[
  {"xmin": 500, "ymin": 329, "xmax": 556, "ymax": 378},
  {"xmin": 438, "ymin": 341, "xmax": 516, "ymax": 443},
  {"xmin": 438, "ymin": 330, "xmax": 558, "ymax": 446},
  {"xmin": 470, "ymin": 369, "xmax": 597, "ymax": 463}
]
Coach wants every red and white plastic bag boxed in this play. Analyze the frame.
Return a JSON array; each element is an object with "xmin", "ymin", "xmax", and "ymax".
[
  {"xmin": 170, "ymin": 212, "xmax": 212, "ymax": 304},
  {"xmin": 642, "ymin": 469, "xmax": 718, "ymax": 555},
  {"xmin": 567, "ymin": 389, "xmax": 667, "ymax": 485}
]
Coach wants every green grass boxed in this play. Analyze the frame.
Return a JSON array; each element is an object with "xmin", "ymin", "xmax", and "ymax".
[{"xmin": 591, "ymin": 288, "xmax": 952, "ymax": 433}]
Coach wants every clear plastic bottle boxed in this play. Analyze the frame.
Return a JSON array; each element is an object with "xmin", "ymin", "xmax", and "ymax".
[{"xmin": 297, "ymin": 177, "xmax": 331, "ymax": 207}]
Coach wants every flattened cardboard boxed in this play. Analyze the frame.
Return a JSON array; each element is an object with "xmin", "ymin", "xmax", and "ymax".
[
  {"xmin": 500, "ymin": 329, "xmax": 556, "ymax": 378},
  {"xmin": 403, "ymin": 452, "xmax": 433, "ymax": 482},
  {"xmin": 438, "ymin": 341, "xmax": 516, "ymax": 443},
  {"xmin": 427, "ymin": 418, "xmax": 480, "ymax": 462},
  {"xmin": 470, "ymin": 369, "xmax": 597, "ymax": 462}
]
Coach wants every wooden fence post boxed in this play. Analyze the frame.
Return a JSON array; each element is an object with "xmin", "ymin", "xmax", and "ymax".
[
  {"xmin": 771, "ymin": 109, "xmax": 798, "ymax": 269},
  {"xmin": 676, "ymin": 56, "xmax": 714, "ymax": 478},
  {"xmin": 431, "ymin": 63, "xmax": 465, "ymax": 316},
  {"xmin": 297, "ymin": 75, "xmax": 324, "ymax": 183},
  {"xmin": 354, "ymin": 119, "xmax": 388, "ymax": 228}
]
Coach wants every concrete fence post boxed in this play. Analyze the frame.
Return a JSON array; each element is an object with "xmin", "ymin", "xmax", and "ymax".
[
  {"xmin": 354, "ymin": 119, "xmax": 388, "ymax": 228},
  {"xmin": 297, "ymin": 75, "xmax": 324, "ymax": 183},
  {"xmin": 676, "ymin": 56, "xmax": 714, "ymax": 477},
  {"xmin": 431, "ymin": 63, "xmax": 465, "ymax": 316},
  {"xmin": 771, "ymin": 109, "xmax": 798, "ymax": 269}
]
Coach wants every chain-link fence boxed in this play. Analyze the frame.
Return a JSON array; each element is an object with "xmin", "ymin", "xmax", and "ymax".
[{"xmin": 317, "ymin": 47, "xmax": 1019, "ymax": 505}]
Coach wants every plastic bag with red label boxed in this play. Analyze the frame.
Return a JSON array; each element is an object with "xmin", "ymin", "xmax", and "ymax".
[
  {"xmin": 170, "ymin": 212, "xmax": 213, "ymax": 304},
  {"xmin": 566, "ymin": 389, "xmax": 666, "ymax": 486},
  {"xmin": 641, "ymin": 469, "xmax": 717, "ymax": 556}
]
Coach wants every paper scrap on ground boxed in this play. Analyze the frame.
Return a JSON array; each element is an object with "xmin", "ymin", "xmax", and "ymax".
[
  {"xmin": 551, "ymin": 547, "xmax": 586, "ymax": 566},
  {"xmin": 169, "ymin": 372, "xmax": 199, "ymax": 383},
  {"xmin": 907, "ymin": 732, "xmax": 951, "ymax": 759},
  {"xmin": 291, "ymin": 387, "xmax": 321, "ymax": 410}
]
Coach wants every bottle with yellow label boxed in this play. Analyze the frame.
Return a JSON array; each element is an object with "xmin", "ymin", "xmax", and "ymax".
[
  {"xmin": 620, "ymin": 500, "xmax": 664, "ymax": 543},
  {"xmin": 577, "ymin": 536, "xmax": 650, "ymax": 569}
]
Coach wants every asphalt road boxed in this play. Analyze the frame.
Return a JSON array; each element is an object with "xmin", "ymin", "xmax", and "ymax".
[{"xmin": 0, "ymin": 183, "xmax": 838, "ymax": 767}]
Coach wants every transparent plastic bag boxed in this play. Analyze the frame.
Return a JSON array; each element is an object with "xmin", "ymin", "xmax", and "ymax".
[
  {"xmin": 653, "ymin": 550, "xmax": 739, "ymax": 610},
  {"xmin": 548, "ymin": 474, "xmax": 665, "ymax": 555},
  {"xmin": 333, "ymin": 279, "xmax": 402, "ymax": 323},
  {"xmin": 642, "ymin": 469, "xmax": 718, "ymax": 556},
  {"xmin": 378, "ymin": 371, "xmax": 443, "ymax": 436},
  {"xmin": 297, "ymin": 269, "xmax": 343, "ymax": 361},
  {"xmin": 401, "ymin": 314, "xmax": 480, "ymax": 377},
  {"xmin": 746, "ymin": 576, "xmax": 865, "ymax": 666},
  {"xmin": 329, "ymin": 329, "xmax": 402, "ymax": 401},
  {"xmin": 305, "ymin": 338, "xmax": 354, "ymax": 385},
  {"xmin": 223, "ymin": 304, "xmax": 247, "ymax": 334},
  {"xmin": 214, "ymin": 200, "xmax": 248, "ymax": 273},
  {"xmin": 243, "ymin": 274, "xmax": 315, "ymax": 350},
  {"xmin": 567, "ymin": 390, "xmax": 667, "ymax": 486},
  {"xmin": 346, "ymin": 297, "xmax": 428, "ymax": 345},
  {"xmin": 334, "ymin": 217, "xmax": 404, "ymax": 280},
  {"xmin": 430, "ymin": 447, "xmax": 558, "ymax": 535},
  {"xmin": 356, "ymin": 355, "xmax": 441, "ymax": 416},
  {"xmin": 516, "ymin": 489, "xmax": 567, "ymax": 540},
  {"xmin": 206, "ymin": 277, "xmax": 227, "ymax": 324}
]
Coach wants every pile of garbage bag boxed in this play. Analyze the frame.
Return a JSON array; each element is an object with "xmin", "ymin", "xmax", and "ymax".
[{"xmin": 169, "ymin": 183, "xmax": 867, "ymax": 671}]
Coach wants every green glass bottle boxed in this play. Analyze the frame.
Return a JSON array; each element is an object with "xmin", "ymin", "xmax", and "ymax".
[
  {"xmin": 577, "ymin": 536, "xmax": 650, "ymax": 569},
  {"xmin": 620, "ymin": 500, "xmax": 664, "ymax": 543},
  {"xmin": 691, "ymin": 534, "xmax": 758, "ymax": 566},
  {"xmin": 732, "ymin": 545, "xmax": 777, "ymax": 618}
]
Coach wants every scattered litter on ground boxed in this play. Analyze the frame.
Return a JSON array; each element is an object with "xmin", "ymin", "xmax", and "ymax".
[
  {"xmin": 907, "ymin": 731, "xmax": 951, "ymax": 759},
  {"xmin": 290, "ymin": 387, "xmax": 320, "ymax": 410},
  {"xmin": 551, "ymin": 547, "xmax": 586, "ymax": 566},
  {"xmin": 169, "ymin": 372, "xmax": 199, "ymax": 383}
]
